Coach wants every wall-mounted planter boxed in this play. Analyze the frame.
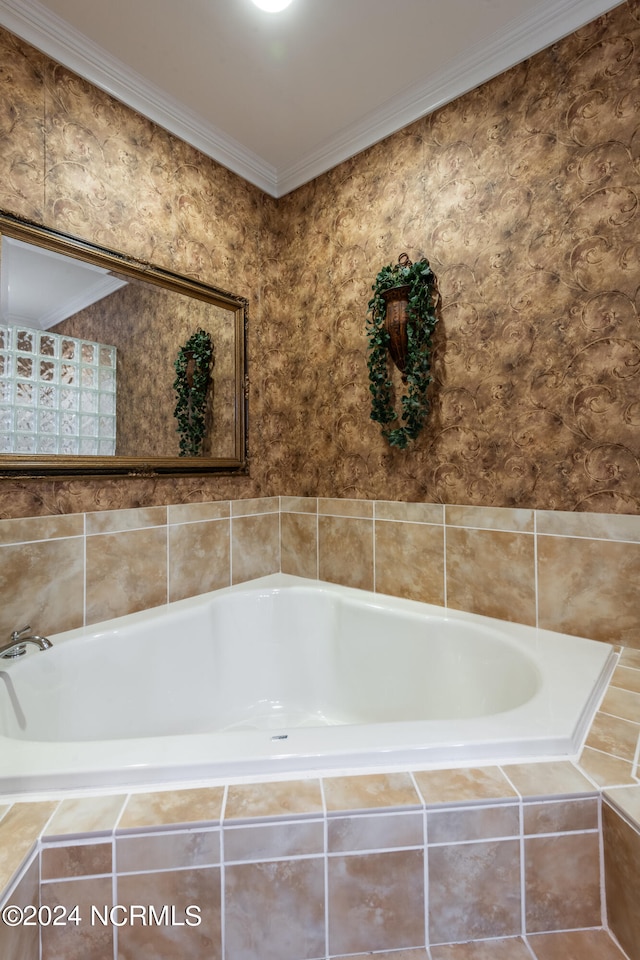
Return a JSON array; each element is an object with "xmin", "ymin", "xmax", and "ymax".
[
  {"xmin": 381, "ymin": 283, "xmax": 411, "ymax": 378},
  {"xmin": 366, "ymin": 254, "xmax": 439, "ymax": 449}
]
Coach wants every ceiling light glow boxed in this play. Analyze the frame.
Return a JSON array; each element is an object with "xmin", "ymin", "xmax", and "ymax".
[{"xmin": 251, "ymin": 0, "xmax": 294, "ymax": 11}]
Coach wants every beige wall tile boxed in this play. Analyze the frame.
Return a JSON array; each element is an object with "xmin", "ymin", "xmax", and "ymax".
[
  {"xmin": 0, "ymin": 537, "xmax": 84, "ymax": 637},
  {"xmin": 323, "ymin": 772, "xmax": 421, "ymax": 813},
  {"xmin": 231, "ymin": 512, "xmax": 279, "ymax": 583},
  {"xmin": 117, "ymin": 830, "xmax": 219, "ymax": 873},
  {"xmin": 503, "ymin": 761, "xmax": 595, "ymax": 799},
  {"xmin": 41, "ymin": 842, "xmax": 112, "ymax": 880},
  {"xmin": 0, "ymin": 514, "xmax": 83, "ymax": 545},
  {"xmin": 0, "ymin": 802, "xmax": 57, "ymax": 893},
  {"xmin": 600, "ymin": 685, "xmax": 640, "ymax": 723},
  {"xmin": 585, "ymin": 712, "xmax": 640, "ymax": 763},
  {"xmin": 44, "ymin": 795, "xmax": 125, "ymax": 838},
  {"xmin": 231, "ymin": 497, "xmax": 279, "ymax": 516},
  {"xmin": 116, "ymin": 867, "xmax": 221, "ymax": 960},
  {"xmin": 604, "ymin": 785, "xmax": 640, "ymax": 825},
  {"xmin": 578, "ymin": 746, "xmax": 637, "ymax": 788},
  {"xmin": 523, "ymin": 798, "xmax": 598, "ymax": 835},
  {"xmin": 536, "ymin": 510, "xmax": 640, "ymax": 542},
  {"xmin": 537, "ymin": 535, "xmax": 640, "ymax": 646},
  {"xmin": 85, "ymin": 506, "xmax": 167, "ymax": 534},
  {"xmin": 428, "ymin": 839, "xmax": 521, "ymax": 943},
  {"xmin": 40, "ymin": 875, "xmax": 113, "ymax": 960},
  {"xmin": 375, "ymin": 519, "xmax": 445, "ymax": 604},
  {"xmin": 328, "ymin": 812, "xmax": 423, "ymax": 853},
  {"xmin": 446, "ymin": 527, "xmax": 536, "ymax": 625},
  {"xmin": 225, "ymin": 858, "xmax": 324, "ymax": 960},
  {"xmin": 167, "ymin": 501, "xmax": 230, "ymax": 523},
  {"xmin": 427, "ymin": 804, "xmax": 520, "ymax": 844},
  {"xmin": 169, "ymin": 517, "xmax": 230, "ymax": 601},
  {"xmin": 413, "ymin": 767, "xmax": 517, "ymax": 805},
  {"xmin": 328, "ymin": 849, "xmax": 424, "ymax": 955},
  {"xmin": 446, "ymin": 505, "xmax": 534, "ymax": 532},
  {"xmin": 610, "ymin": 664, "xmax": 640, "ymax": 693},
  {"xmin": 280, "ymin": 511, "xmax": 317, "ymax": 578},
  {"xmin": 319, "ymin": 498, "xmax": 374, "ymax": 518},
  {"xmin": 118, "ymin": 787, "xmax": 224, "ymax": 831},
  {"xmin": 280, "ymin": 497, "xmax": 317, "ymax": 514},
  {"xmin": 0, "ymin": 856, "xmax": 39, "ymax": 960},
  {"xmin": 375, "ymin": 501, "xmax": 443, "ymax": 523},
  {"xmin": 318, "ymin": 515, "xmax": 373, "ymax": 590},
  {"xmin": 85, "ymin": 526, "xmax": 167, "ymax": 623},
  {"xmin": 524, "ymin": 833, "xmax": 601, "ymax": 932},
  {"xmin": 620, "ymin": 649, "xmax": 640, "ymax": 670},
  {"xmin": 225, "ymin": 780, "xmax": 323, "ymax": 821},
  {"xmin": 224, "ymin": 820, "xmax": 323, "ymax": 861},
  {"xmin": 603, "ymin": 802, "xmax": 640, "ymax": 960}
]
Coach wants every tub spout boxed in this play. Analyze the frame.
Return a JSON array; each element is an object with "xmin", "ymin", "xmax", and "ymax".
[{"xmin": 1, "ymin": 625, "xmax": 53, "ymax": 659}]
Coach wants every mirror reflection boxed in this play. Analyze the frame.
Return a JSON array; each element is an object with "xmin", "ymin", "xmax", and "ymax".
[{"xmin": 0, "ymin": 212, "xmax": 247, "ymax": 476}]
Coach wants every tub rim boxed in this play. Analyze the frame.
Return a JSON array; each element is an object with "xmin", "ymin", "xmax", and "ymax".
[{"xmin": 0, "ymin": 574, "xmax": 617, "ymax": 797}]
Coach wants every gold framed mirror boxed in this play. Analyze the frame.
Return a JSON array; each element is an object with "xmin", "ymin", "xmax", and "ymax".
[{"xmin": 0, "ymin": 211, "xmax": 247, "ymax": 478}]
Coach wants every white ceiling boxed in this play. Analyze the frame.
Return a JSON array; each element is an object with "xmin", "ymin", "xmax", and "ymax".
[{"xmin": 0, "ymin": 0, "xmax": 624, "ymax": 197}]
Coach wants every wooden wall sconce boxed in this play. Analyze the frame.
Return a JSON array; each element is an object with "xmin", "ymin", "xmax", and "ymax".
[{"xmin": 366, "ymin": 253, "xmax": 439, "ymax": 448}]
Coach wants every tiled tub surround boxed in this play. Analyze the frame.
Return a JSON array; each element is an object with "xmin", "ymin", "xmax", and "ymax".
[
  {"xmin": 1, "ymin": 497, "xmax": 639, "ymax": 956},
  {"xmin": 1, "ymin": 497, "xmax": 639, "ymax": 779},
  {"xmin": 1, "ymin": 497, "xmax": 640, "ymax": 648},
  {"xmin": 0, "ymin": 766, "xmax": 639, "ymax": 960}
]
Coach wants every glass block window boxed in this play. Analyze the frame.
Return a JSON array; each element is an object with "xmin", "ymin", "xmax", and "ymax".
[{"xmin": 0, "ymin": 324, "xmax": 116, "ymax": 455}]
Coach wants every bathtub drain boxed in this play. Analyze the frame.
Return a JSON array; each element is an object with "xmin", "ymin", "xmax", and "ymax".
[{"xmin": 271, "ymin": 734, "xmax": 288, "ymax": 741}]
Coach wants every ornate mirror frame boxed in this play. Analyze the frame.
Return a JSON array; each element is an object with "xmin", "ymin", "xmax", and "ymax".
[{"xmin": 0, "ymin": 212, "xmax": 248, "ymax": 479}]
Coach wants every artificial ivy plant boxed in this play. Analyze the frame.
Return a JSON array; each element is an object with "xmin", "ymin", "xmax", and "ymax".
[
  {"xmin": 366, "ymin": 254, "xmax": 438, "ymax": 449},
  {"xmin": 173, "ymin": 329, "xmax": 213, "ymax": 457}
]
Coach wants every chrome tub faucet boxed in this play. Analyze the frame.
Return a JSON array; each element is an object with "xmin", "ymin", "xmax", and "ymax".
[{"xmin": 0, "ymin": 625, "xmax": 53, "ymax": 659}]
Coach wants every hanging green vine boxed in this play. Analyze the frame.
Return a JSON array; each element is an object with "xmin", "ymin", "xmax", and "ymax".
[
  {"xmin": 366, "ymin": 254, "xmax": 438, "ymax": 449},
  {"xmin": 173, "ymin": 329, "xmax": 213, "ymax": 457}
]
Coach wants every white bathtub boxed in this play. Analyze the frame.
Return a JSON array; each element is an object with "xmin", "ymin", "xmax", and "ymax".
[{"xmin": 0, "ymin": 574, "xmax": 615, "ymax": 795}]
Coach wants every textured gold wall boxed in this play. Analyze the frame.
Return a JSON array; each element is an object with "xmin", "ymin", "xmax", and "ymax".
[
  {"xmin": 0, "ymin": 1, "xmax": 639, "ymax": 517},
  {"xmin": 261, "ymin": 1, "xmax": 640, "ymax": 513},
  {"xmin": 0, "ymin": 28, "xmax": 264, "ymax": 514}
]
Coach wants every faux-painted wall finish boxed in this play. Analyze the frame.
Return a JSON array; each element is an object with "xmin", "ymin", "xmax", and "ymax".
[
  {"xmin": 266, "ymin": 1, "xmax": 640, "ymax": 513},
  {"xmin": 0, "ymin": 1, "xmax": 639, "ymax": 518}
]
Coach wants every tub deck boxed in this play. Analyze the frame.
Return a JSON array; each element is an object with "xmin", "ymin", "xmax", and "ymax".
[
  {"xmin": 0, "ymin": 575, "xmax": 616, "ymax": 795},
  {"xmin": 0, "ymin": 617, "xmax": 638, "ymax": 960}
]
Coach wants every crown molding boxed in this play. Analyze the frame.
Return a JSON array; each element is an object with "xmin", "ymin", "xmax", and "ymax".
[
  {"xmin": 0, "ymin": 0, "xmax": 624, "ymax": 198},
  {"xmin": 0, "ymin": 0, "xmax": 279, "ymax": 194},
  {"xmin": 277, "ymin": 0, "xmax": 624, "ymax": 196}
]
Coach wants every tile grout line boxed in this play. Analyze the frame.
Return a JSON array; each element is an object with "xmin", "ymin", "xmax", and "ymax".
[
  {"xmin": 372, "ymin": 502, "xmax": 376, "ymax": 594},
  {"xmin": 165, "ymin": 517, "xmax": 170, "ymax": 604},
  {"xmin": 111, "ymin": 832, "xmax": 118, "ymax": 960},
  {"xmin": 219, "ymin": 784, "xmax": 228, "ymax": 960},
  {"xmin": 82, "ymin": 512, "xmax": 87, "ymax": 627},
  {"xmin": 598, "ymin": 794, "xmax": 609, "ymax": 932},
  {"xmin": 316, "ymin": 498, "xmax": 320, "ymax": 580},
  {"xmin": 518, "ymin": 794, "xmax": 527, "ymax": 940},
  {"xmin": 533, "ymin": 509, "xmax": 539, "ymax": 629},
  {"xmin": 319, "ymin": 778, "xmax": 329, "ymax": 960},
  {"xmin": 442, "ymin": 507, "xmax": 448, "ymax": 608}
]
